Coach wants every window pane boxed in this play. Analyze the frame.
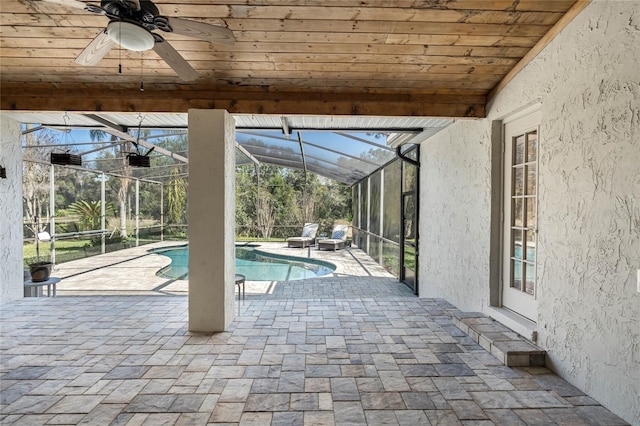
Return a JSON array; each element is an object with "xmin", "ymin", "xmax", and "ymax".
[
  {"xmin": 404, "ymin": 162, "xmax": 418, "ymax": 191},
  {"xmin": 524, "ymin": 263, "xmax": 535, "ymax": 295},
  {"xmin": 514, "ymin": 135, "xmax": 525, "ymax": 165},
  {"xmin": 382, "ymin": 240, "xmax": 400, "ymax": 276},
  {"xmin": 527, "ymin": 164, "xmax": 536, "ymax": 195},
  {"xmin": 352, "ymin": 186, "xmax": 360, "ymax": 228},
  {"xmin": 404, "ymin": 244, "xmax": 416, "ymax": 270},
  {"xmin": 370, "ymin": 235, "xmax": 381, "ymax": 263},
  {"xmin": 513, "ymin": 197, "xmax": 523, "ymax": 227},
  {"xmin": 527, "ymin": 131, "xmax": 537, "ymax": 162},
  {"xmin": 526, "ymin": 230, "xmax": 536, "ymax": 262},
  {"xmin": 526, "ymin": 197, "xmax": 536, "ymax": 228},
  {"xmin": 369, "ymin": 172, "xmax": 381, "ymax": 235},
  {"xmin": 514, "ymin": 167, "xmax": 524, "ymax": 196},
  {"xmin": 360, "ymin": 179, "xmax": 368, "ymax": 231},
  {"xmin": 383, "ymin": 160, "xmax": 401, "ymax": 242},
  {"xmin": 512, "ymin": 260, "xmax": 522, "ymax": 290},
  {"xmin": 404, "ymin": 195, "xmax": 416, "ymax": 241},
  {"xmin": 513, "ymin": 229, "xmax": 523, "ymax": 259}
]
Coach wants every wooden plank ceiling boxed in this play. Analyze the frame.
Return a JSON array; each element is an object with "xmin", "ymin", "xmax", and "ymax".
[{"xmin": 1, "ymin": 0, "xmax": 585, "ymax": 118}]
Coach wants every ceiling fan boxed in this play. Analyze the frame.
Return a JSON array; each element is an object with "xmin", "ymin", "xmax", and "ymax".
[{"xmin": 37, "ymin": 0, "xmax": 235, "ymax": 81}]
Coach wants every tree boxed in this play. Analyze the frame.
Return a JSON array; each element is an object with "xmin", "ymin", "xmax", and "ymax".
[
  {"xmin": 235, "ymin": 165, "xmax": 257, "ymax": 236},
  {"xmin": 234, "ymin": 162, "xmax": 352, "ymax": 240},
  {"xmin": 89, "ymin": 129, "xmax": 131, "ymax": 238},
  {"xmin": 23, "ymin": 128, "xmax": 56, "ymax": 237},
  {"xmin": 167, "ymin": 167, "xmax": 187, "ymax": 224},
  {"xmin": 68, "ymin": 200, "xmax": 116, "ymax": 231},
  {"xmin": 256, "ymin": 189, "xmax": 276, "ymax": 239}
]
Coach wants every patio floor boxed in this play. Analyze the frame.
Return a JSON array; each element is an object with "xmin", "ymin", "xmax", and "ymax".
[{"xmin": 0, "ymin": 243, "xmax": 628, "ymax": 425}]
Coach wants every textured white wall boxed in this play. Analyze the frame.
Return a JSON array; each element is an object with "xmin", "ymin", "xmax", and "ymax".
[
  {"xmin": 421, "ymin": 119, "xmax": 493, "ymax": 310},
  {"xmin": 420, "ymin": 2, "xmax": 639, "ymax": 423},
  {"xmin": 0, "ymin": 116, "xmax": 24, "ymax": 302}
]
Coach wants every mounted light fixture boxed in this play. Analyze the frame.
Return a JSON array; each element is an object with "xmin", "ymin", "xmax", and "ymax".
[
  {"xmin": 51, "ymin": 152, "xmax": 82, "ymax": 166},
  {"xmin": 106, "ymin": 21, "xmax": 155, "ymax": 51},
  {"xmin": 127, "ymin": 153, "xmax": 151, "ymax": 167},
  {"xmin": 127, "ymin": 145, "xmax": 154, "ymax": 168}
]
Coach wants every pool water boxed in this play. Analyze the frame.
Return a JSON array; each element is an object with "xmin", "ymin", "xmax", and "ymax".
[{"xmin": 151, "ymin": 245, "xmax": 336, "ymax": 281}]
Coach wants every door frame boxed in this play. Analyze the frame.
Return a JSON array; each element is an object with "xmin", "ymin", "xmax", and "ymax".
[
  {"xmin": 501, "ymin": 107, "xmax": 541, "ymax": 321},
  {"xmin": 399, "ymin": 147, "xmax": 419, "ymax": 295}
]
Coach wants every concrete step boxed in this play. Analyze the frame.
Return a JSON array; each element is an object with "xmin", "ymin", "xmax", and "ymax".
[{"xmin": 452, "ymin": 311, "xmax": 546, "ymax": 367}]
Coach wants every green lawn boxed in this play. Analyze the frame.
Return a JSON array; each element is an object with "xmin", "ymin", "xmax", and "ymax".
[{"xmin": 23, "ymin": 239, "xmax": 93, "ymax": 266}]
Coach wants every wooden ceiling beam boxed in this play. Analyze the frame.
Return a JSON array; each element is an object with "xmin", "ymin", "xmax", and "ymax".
[
  {"xmin": 0, "ymin": 74, "xmax": 499, "ymax": 91},
  {"xmin": 0, "ymin": 85, "xmax": 486, "ymax": 118},
  {"xmin": 0, "ymin": 81, "xmax": 488, "ymax": 96}
]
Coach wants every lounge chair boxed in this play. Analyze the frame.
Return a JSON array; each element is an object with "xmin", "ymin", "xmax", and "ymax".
[
  {"xmin": 287, "ymin": 223, "xmax": 319, "ymax": 248},
  {"xmin": 317, "ymin": 224, "xmax": 349, "ymax": 251}
]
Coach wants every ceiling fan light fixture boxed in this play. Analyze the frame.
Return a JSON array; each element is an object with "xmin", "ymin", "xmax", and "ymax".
[{"xmin": 106, "ymin": 21, "xmax": 154, "ymax": 51}]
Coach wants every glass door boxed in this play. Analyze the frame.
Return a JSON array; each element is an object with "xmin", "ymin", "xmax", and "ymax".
[
  {"xmin": 502, "ymin": 110, "xmax": 540, "ymax": 321},
  {"xmin": 400, "ymin": 152, "xmax": 418, "ymax": 294},
  {"xmin": 401, "ymin": 192, "xmax": 417, "ymax": 293}
]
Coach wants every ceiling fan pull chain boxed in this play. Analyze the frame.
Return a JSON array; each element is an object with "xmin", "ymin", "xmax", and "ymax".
[{"xmin": 118, "ymin": 21, "xmax": 122, "ymax": 74}]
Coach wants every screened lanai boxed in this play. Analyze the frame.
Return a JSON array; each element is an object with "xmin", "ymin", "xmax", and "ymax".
[
  {"xmin": 12, "ymin": 110, "xmax": 454, "ymax": 287},
  {"xmin": 8, "ymin": 111, "xmax": 454, "ymax": 185}
]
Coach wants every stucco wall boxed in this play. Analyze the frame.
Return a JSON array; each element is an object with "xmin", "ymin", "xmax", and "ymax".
[
  {"xmin": 0, "ymin": 116, "xmax": 24, "ymax": 302},
  {"xmin": 421, "ymin": 119, "xmax": 493, "ymax": 311},
  {"xmin": 420, "ymin": 2, "xmax": 640, "ymax": 423},
  {"xmin": 188, "ymin": 109, "xmax": 237, "ymax": 332}
]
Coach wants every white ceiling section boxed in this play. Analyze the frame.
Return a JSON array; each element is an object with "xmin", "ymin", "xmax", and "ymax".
[{"xmin": 7, "ymin": 111, "xmax": 454, "ymax": 185}]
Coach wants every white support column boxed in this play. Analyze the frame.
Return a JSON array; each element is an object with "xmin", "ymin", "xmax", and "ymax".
[
  {"xmin": 49, "ymin": 165, "xmax": 55, "ymax": 264},
  {"xmin": 0, "ymin": 116, "xmax": 24, "ymax": 301},
  {"xmin": 135, "ymin": 179, "xmax": 139, "ymax": 246},
  {"xmin": 160, "ymin": 183, "xmax": 164, "ymax": 242},
  {"xmin": 188, "ymin": 109, "xmax": 236, "ymax": 332},
  {"xmin": 101, "ymin": 172, "xmax": 106, "ymax": 254}
]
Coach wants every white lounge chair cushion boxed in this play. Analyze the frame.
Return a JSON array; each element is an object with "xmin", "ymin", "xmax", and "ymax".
[
  {"xmin": 331, "ymin": 227, "xmax": 347, "ymax": 240},
  {"xmin": 331, "ymin": 230, "xmax": 347, "ymax": 240},
  {"xmin": 301, "ymin": 223, "xmax": 318, "ymax": 238}
]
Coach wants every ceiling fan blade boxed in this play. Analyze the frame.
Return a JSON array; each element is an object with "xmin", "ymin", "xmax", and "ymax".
[
  {"xmin": 75, "ymin": 30, "xmax": 116, "ymax": 66},
  {"xmin": 166, "ymin": 17, "xmax": 235, "ymax": 45},
  {"xmin": 152, "ymin": 40, "xmax": 199, "ymax": 81}
]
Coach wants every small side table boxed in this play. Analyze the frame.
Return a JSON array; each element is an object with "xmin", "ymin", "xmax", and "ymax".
[
  {"xmin": 24, "ymin": 277, "xmax": 60, "ymax": 297},
  {"xmin": 235, "ymin": 274, "xmax": 246, "ymax": 301},
  {"xmin": 235, "ymin": 274, "xmax": 246, "ymax": 316}
]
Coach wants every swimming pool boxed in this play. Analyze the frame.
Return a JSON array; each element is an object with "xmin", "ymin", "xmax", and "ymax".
[{"xmin": 150, "ymin": 245, "xmax": 336, "ymax": 281}]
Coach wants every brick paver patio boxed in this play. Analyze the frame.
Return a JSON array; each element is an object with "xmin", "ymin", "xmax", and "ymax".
[{"xmin": 0, "ymin": 243, "xmax": 628, "ymax": 425}]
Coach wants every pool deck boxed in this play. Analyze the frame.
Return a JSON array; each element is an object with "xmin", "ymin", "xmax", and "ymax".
[
  {"xmin": 51, "ymin": 241, "xmax": 394, "ymax": 297},
  {"xmin": 1, "ymin": 242, "xmax": 628, "ymax": 425}
]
